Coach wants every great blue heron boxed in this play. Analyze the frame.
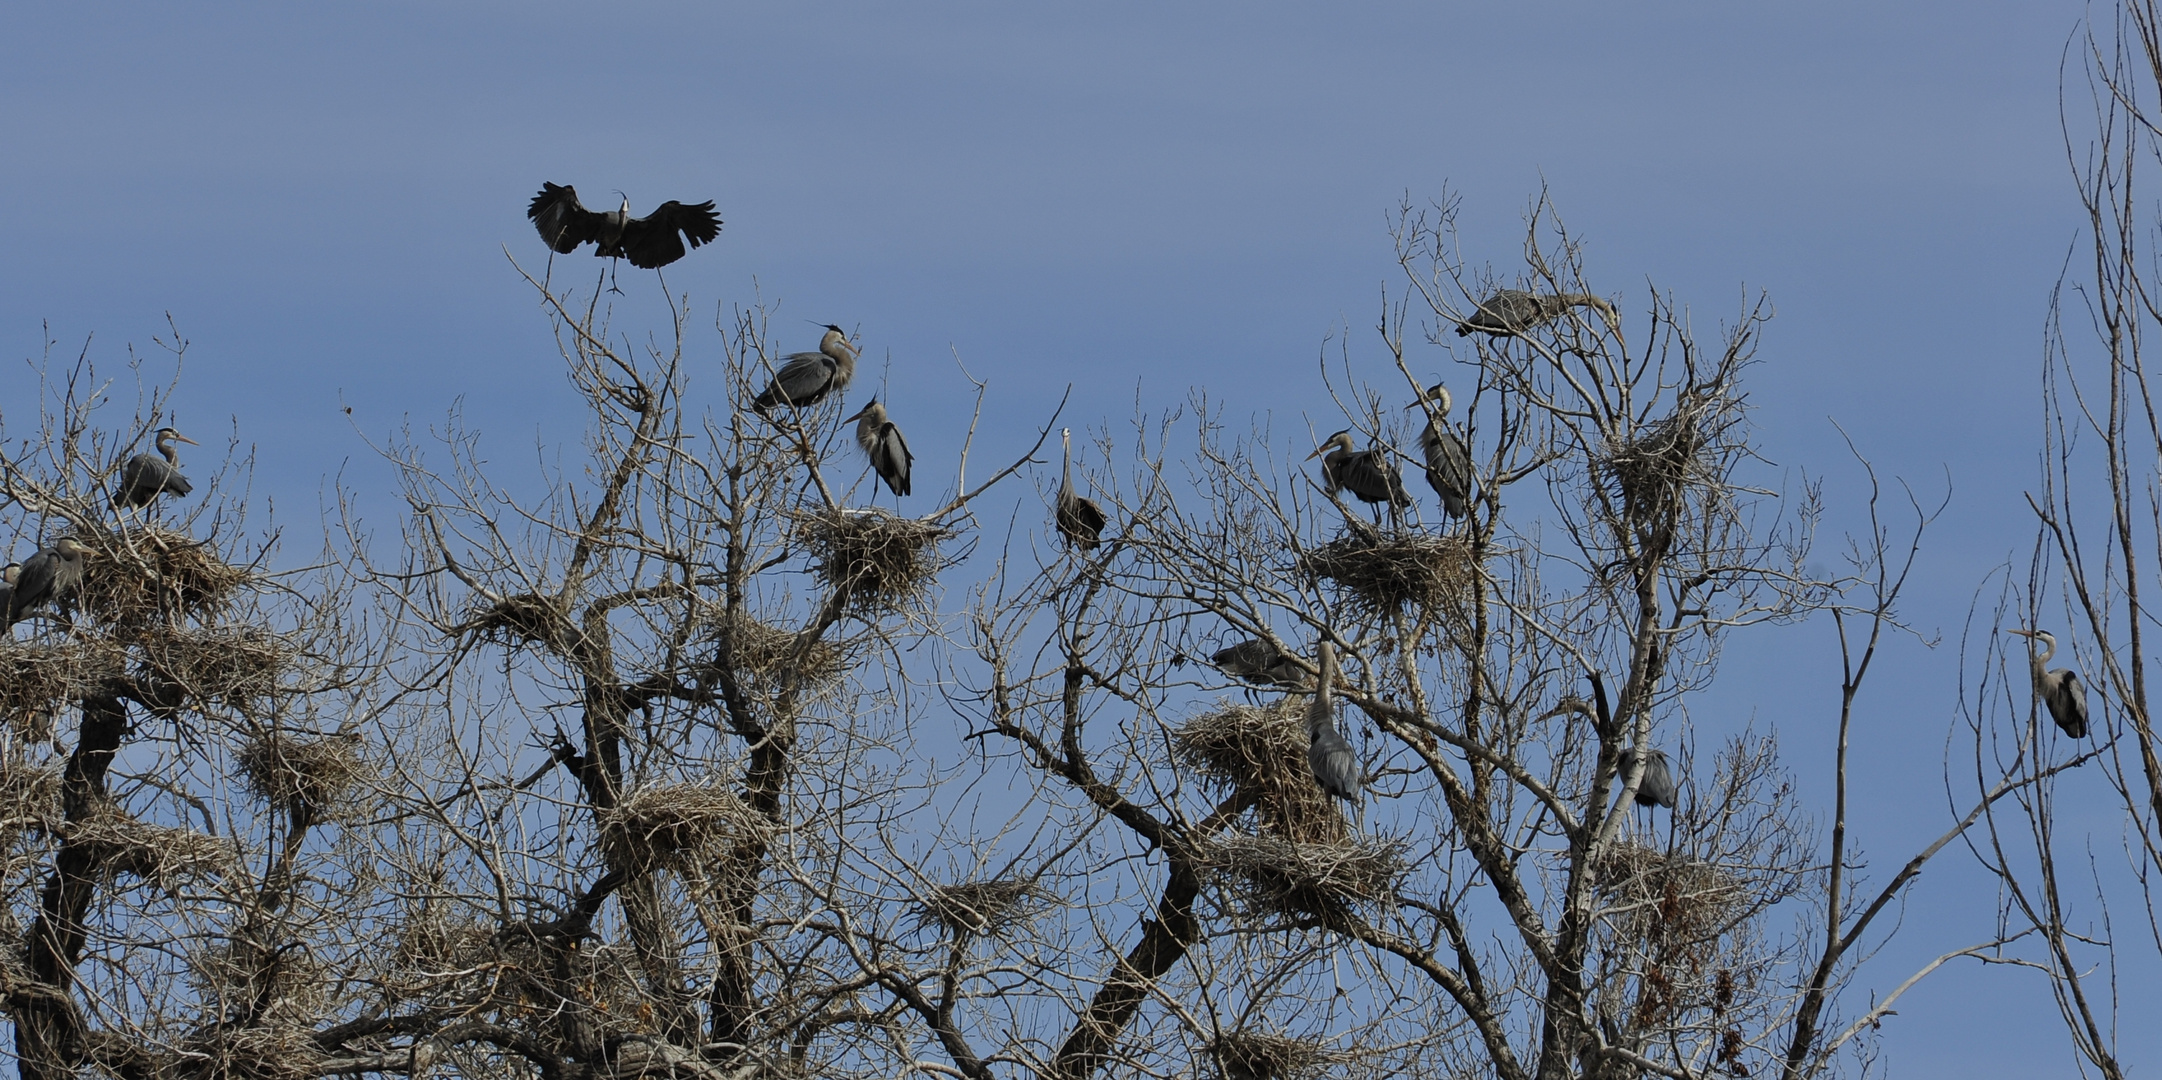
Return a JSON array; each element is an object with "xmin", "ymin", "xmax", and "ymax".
[
  {"xmin": 2008, "ymin": 628, "xmax": 2090, "ymax": 738},
  {"xmin": 114, "ymin": 427, "xmax": 199, "ymax": 511},
  {"xmin": 0, "ymin": 563, "xmax": 18, "ymax": 628},
  {"xmin": 843, "ymin": 400, "xmax": 913, "ymax": 500},
  {"xmin": 1618, "ymin": 746, "xmax": 1677, "ymax": 809},
  {"xmin": 6, "ymin": 538, "xmax": 86, "ymax": 630},
  {"xmin": 1307, "ymin": 431, "xmax": 1411, "ymax": 515},
  {"xmin": 1306, "ymin": 641, "xmax": 1362, "ymax": 805},
  {"xmin": 1211, "ymin": 638, "xmax": 1305, "ymax": 687},
  {"xmin": 1455, "ymin": 290, "xmax": 1620, "ymax": 337},
  {"xmin": 527, "ymin": 182, "xmax": 723, "ymax": 269},
  {"xmin": 1405, "ymin": 384, "xmax": 1472, "ymax": 518},
  {"xmin": 752, "ymin": 326, "xmax": 859, "ymax": 412},
  {"xmin": 1056, "ymin": 427, "xmax": 1107, "ymax": 551}
]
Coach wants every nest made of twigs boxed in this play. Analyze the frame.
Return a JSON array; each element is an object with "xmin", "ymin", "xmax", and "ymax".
[
  {"xmin": 463, "ymin": 591, "xmax": 573, "ymax": 651},
  {"xmin": 189, "ymin": 935, "xmax": 330, "ymax": 1028},
  {"xmin": 139, "ymin": 627, "xmax": 290, "ymax": 705},
  {"xmin": 65, "ymin": 804, "xmax": 229, "ymax": 890},
  {"xmin": 237, "ymin": 733, "xmax": 369, "ymax": 822},
  {"xmin": 704, "ymin": 610, "xmax": 846, "ymax": 691},
  {"xmin": 1195, "ymin": 834, "xmax": 1405, "ymax": 922},
  {"xmin": 175, "ymin": 1024, "xmax": 329, "ymax": 1080},
  {"xmin": 0, "ymin": 640, "xmax": 127, "ymax": 736},
  {"xmin": 914, "ymin": 879, "xmax": 1048, "ymax": 938},
  {"xmin": 1209, "ymin": 1030, "xmax": 1335, "ymax": 1080},
  {"xmin": 1173, "ymin": 700, "xmax": 1344, "ymax": 844},
  {"xmin": 0, "ymin": 761, "xmax": 61, "ymax": 837},
  {"xmin": 602, "ymin": 781, "xmax": 769, "ymax": 873},
  {"xmin": 73, "ymin": 524, "xmax": 249, "ymax": 630},
  {"xmin": 1298, "ymin": 532, "xmax": 1472, "ymax": 616},
  {"xmin": 1592, "ymin": 841, "xmax": 1746, "ymax": 944},
  {"xmin": 790, "ymin": 508, "xmax": 949, "ymax": 611}
]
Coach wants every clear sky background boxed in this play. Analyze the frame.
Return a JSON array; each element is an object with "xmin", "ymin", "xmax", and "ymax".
[{"xmin": 0, "ymin": 3, "xmax": 2124, "ymax": 1075}]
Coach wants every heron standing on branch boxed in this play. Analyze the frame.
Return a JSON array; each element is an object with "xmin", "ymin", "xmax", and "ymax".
[
  {"xmin": 1619, "ymin": 746, "xmax": 1678, "ymax": 810},
  {"xmin": 753, "ymin": 326, "xmax": 859, "ymax": 413},
  {"xmin": 1211, "ymin": 638, "xmax": 1304, "ymax": 688},
  {"xmin": 1306, "ymin": 641, "xmax": 1362, "ymax": 808},
  {"xmin": 6, "ymin": 538, "xmax": 86, "ymax": 630},
  {"xmin": 114, "ymin": 427, "xmax": 199, "ymax": 511},
  {"xmin": 527, "ymin": 182, "xmax": 723, "ymax": 270},
  {"xmin": 1055, "ymin": 428, "xmax": 1107, "ymax": 551},
  {"xmin": 1307, "ymin": 430, "xmax": 1410, "ymax": 518},
  {"xmin": 1406, "ymin": 384, "xmax": 1472, "ymax": 518},
  {"xmin": 2009, "ymin": 628, "xmax": 2090, "ymax": 738},
  {"xmin": 843, "ymin": 400, "xmax": 912, "ymax": 503},
  {"xmin": 1455, "ymin": 290, "xmax": 1619, "ymax": 337}
]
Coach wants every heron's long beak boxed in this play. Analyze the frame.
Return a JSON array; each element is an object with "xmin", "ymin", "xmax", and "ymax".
[
  {"xmin": 842, "ymin": 404, "xmax": 870, "ymax": 422},
  {"xmin": 2007, "ymin": 628, "xmax": 2037, "ymax": 638},
  {"xmin": 173, "ymin": 433, "xmax": 199, "ymax": 446},
  {"xmin": 1304, "ymin": 447, "xmax": 1324, "ymax": 460}
]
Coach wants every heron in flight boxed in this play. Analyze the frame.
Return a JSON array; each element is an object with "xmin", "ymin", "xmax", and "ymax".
[
  {"xmin": 752, "ymin": 326, "xmax": 859, "ymax": 412},
  {"xmin": 1405, "ymin": 384, "xmax": 1472, "ymax": 518},
  {"xmin": 1307, "ymin": 431, "xmax": 1410, "ymax": 517},
  {"xmin": 2008, "ymin": 628, "xmax": 2090, "ymax": 738},
  {"xmin": 1055, "ymin": 428, "xmax": 1107, "ymax": 551},
  {"xmin": 527, "ymin": 182, "xmax": 723, "ymax": 269},
  {"xmin": 1456, "ymin": 290, "xmax": 1619, "ymax": 337},
  {"xmin": 1306, "ymin": 641, "xmax": 1362, "ymax": 807},
  {"xmin": 114, "ymin": 427, "xmax": 199, "ymax": 511},
  {"xmin": 6, "ymin": 538, "xmax": 86, "ymax": 630},
  {"xmin": 843, "ymin": 400, "xmax": 913, "ymax": 502}
]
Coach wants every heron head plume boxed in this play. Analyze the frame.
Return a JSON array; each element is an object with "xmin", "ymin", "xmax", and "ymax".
[{"xmin": 1405, "ymin": 383, "xmax": 1452, "ymax": 417}]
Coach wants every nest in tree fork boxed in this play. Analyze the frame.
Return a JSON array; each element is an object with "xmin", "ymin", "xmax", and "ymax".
[
  {"xmin": 1194, "ymin": 833, "xmax": 1405, "ymax": 923},
  {"xmin": 790, "ymin": 508, "xmax": 949, "ymax": 610},
  {"xmin": 1173, "ymin": 700, "xmax": 1347, "ymax": 844},
  {"xmin": 139, "ymin": 627, "xmax": 290, "ymax": 705},
  {"xmin": 65, "ymin": 804, "xmax": 229, "ymax": 891},
  {"xmin": 238, "ymin": 732, "xmax": 369, "ymax": 822},
  {"xmin": 914, "ymin": 879, "xmax": 1048, "ymax": 937},
  {"xmin": 1210, "ymin": 1030, "xmax": 1335, "ymax": 1080},
  {"xmin": 173, "ymin": 1025, "xmax": 329, "ymax": 1080},
  {"xmin": 73, "ymin": 524, "xmax": 249, "ymax": 630},
  {"xmin": 0, "ymin": 640, "xmax": 127, "ymax": 736},
  {"xmin": 0, "ymin": 761, "xmax": 62, "ymax": 837},
  {"xmin": 464, "ymin": 591, "xmax": 573, "ymax": 650},
  {"xmin": 1604, "ymin": 398, "xmax": 1734, "ymax": 515},
  {"xmin": 1592, "ymin": 841, "xmax": 1745, "ymax": 946},
  {"xmin": 602, "ymin": 781, "xmax": 770, "ymax": 873},
  {"xmin": 705, "ymin": 609, "xmax": 845, "ymax": 691},
  {"xmin": 1298, "ymin": 531, "xmax": 1472, "ymax": 616}
]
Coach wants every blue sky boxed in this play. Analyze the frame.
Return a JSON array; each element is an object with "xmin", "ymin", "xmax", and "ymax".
[{"xmin": 0, "ymin": 2, "xmax": 2117, "ymax": 1074}]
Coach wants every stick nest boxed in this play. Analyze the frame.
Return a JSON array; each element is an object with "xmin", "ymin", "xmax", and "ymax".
[
  {"xmin": 1209, "ymin": 1030, "xmax": 1335, "ymax": 1080},
  {"xmin": 0, "ymin": 641, "xmax": 127, "ymax": 736},
  {"xmin": 1592, "ymin": 841, "xmax": 1746, "ymax": 944},
  {"xmin": 791, "ymin": 508, "xmax": 949, "ymax": 611},
  {"xmin": 0, "ymin": 761, "xmax": 62, "ymax": 837},
  {"xmin": 705, "ymin": 610, "xmax": 846, "ymax": 692},
  {"xmin": 914, "ymin": 879, "xmax": 1048, "ymax": 937},
  {"xmin": 73, "ymin": 524, "xmax": 249, "ymax": 630},
  {"xmin": 189, "ymin": 935, "xmax": 330, "ymax": 1028},
  {"xmin": 238, "ymin": 733, "xmax": 370, "ymax": 822},
  {"xmin": 140, "ymin": 628, "xmax": 290, "ymax": 705},
  {"xmin": 1195, "ymin": 834, "xmax": 1405, "ymax": 922},
  {"xmin": 1173, "ymin": 700, "xmax": 1344, "ymax": 843},
  {"xmin": 463, "ymin": 591, "xmax": 573, "ymax": 651},
  {"xmin": 1298, "ymin": 532, "xmax": 1472, "ymax": 616},
  {"xmin": 602, "ymin": 782, "xmax": 770, "ymax": 873},
  {"xmin": 65, "ymin": 805, "xmax": 229, "ymax": 890},
  {"xmin": 174, "ymin": 1025, "xmax": 328, "ymax": 1080}
]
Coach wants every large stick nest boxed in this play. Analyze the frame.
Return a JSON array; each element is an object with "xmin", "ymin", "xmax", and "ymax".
[
  {"xmin": 790, "ymin": 508, "xmax": 950, "ymax": 611},
  {"xmin": 65, "ymin": 804, "xmax": 229, "ymax": 891},
  {"xmin": 1592, "ymin": 841, "xmax": 1746, "ymax": 945},
  {"xmin": 237, "ymin": 732, "xmax": 370, "ymax": 822},
  {"xmin": 172, "ymin": 1025, "xmax": 329, "ymax": 1080},
  {"xmin": 1172, "ymin": 700, "xmax": 1344, "ymax": 843},
  {"xmin": 461, "ymin": 591, "xmax": 573, "ymax": 651},
  {"xmin": 703, "ymin": 609, "xmax": 847, "ymax": 692},
  {"xmin": 189, "ymin": 935, "xmax": 331, "ymax": 1028},
  {"xmin": 1298, "ymin": 532, "xmax": 1472, "ymax": 616},
  {"xmin": 913, "ymin": 879, "xmax": 1048, "ymax": 938},
  {"xmin": 0, "ymin": 640, "xmax": 127, "ymax": 736},
  {"xmin": 139, "ymin": 627, "xmax": 291, "ymax": 706},
  {"xmin": 602, "ymin": 781, "xmax": 771, "ymax": 873},
  {"xmin": 1194, "ymin": 834, "xmax": 1405, "ymax": 923},
  {"xmin": 1209, "ymin": 1030, "xmax": 1336, "ymax": 1080},
  {"xmin": 72, "ymin": 524, "xmax": 249, "ymax": 630},
  {"xmin": 0, "ymin": 761, "xmax": 62, "ymax": 838}
]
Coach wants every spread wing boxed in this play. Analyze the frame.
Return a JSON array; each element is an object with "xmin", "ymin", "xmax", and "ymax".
[
  {"xmin": 528, "ymin": 182, "xmax": 603, "ymax": 254},
  {"xmin": 619, "ymin": 200, "xmax": 724, "ymax": 269}
]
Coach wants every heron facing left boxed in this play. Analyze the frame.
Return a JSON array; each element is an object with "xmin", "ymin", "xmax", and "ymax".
[
  {"xmin": 2008, "ymin": 628, "xmax": 2090, "ymax": 738},
  {"xmin": 115, "ymin": 427, "xmax": 199, "ymax": 511},
  {"xmin": 843, "ymin": 400, "xmax": 913, "ymax": 501},
  {"xmin": 527, "ymin": 182, "xmax": 723, "ymax": 269}
]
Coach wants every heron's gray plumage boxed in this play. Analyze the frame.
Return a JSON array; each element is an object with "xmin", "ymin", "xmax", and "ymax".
[
  {"xmin": 1056, "ymin": 427, "xmax": 1107, "ymax": 551},
  {"xmin": 7, "ymin": 538, "xmax": 86, "ymax": 630},
  {"xmin": 1305, "ymin": 641, "xmax": 1361, "ymax": 804},
  {"xmin": 0, "ymin": 563, "xmax": 18, "ymax": 631},
  {"xmin": 527, "ymin": 183, "xmax": 723, "ymax": 269},
  {"xmin": 1212, "ymin": 638, "xmax": 1304, "ymax": 687},
  {"xmin": 845, "ymin": 400, "xmax": 913, "ymax": 498},
  {"xmin": 1619, "ymin": 747, "xmax": 1677, "ymax": 809},
  {"xmin": 1407, "ymin": 385, "xmax": 1472, "ymax": 517},
  {"xmin": 753, "ymin": 326, "xmax": 859, "ymax": 412},
  {"xmin": 1455, "ymin": 290, "xmax": 1619, "ymax": 337},
  {"xmin": 1307, "ymin": 431, "xmax": 1410, "ymax": 509},
  {"xmin": 2012, "ymin": 629, "xmax": 2090, "ymax": 738},
  {"xmin": 115, "ymin": 427, "xmax": 198, "ymax": 510}
]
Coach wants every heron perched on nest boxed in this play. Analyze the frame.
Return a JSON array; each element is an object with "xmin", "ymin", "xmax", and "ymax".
[
  {"xmin": 1454, "ymin": 289, "xmax": 1620, "ymax": 337},
  {"xmin": 527, "ymin": 182, "xmax": 723, "ymax": 269},
  {"xmin": 1212, "ymin": 638, "xmax": 1305, "ymax": 688},
  {"xmin": 843, "ymin": 400, "xmax": 913, "ymax": 502},
  {"xmin": 5, "ymin": 538, "xmax": 86, "ymax": 630},
  {"xmin": 2008, "ymin": 628, "xmax": 2090, "ymax": 738},
  {"xmin": 1307, "ymin": 431, "xmax": 1411, "ymax": 522},
  {"xmin": 1056, "ymin": 427, "xmax": 1107, "ymax": 550},
  {"xmin": 753, "ymin": 325, "xmax": 859, "ymax": 412},
  {"xmin": 1405, "ymin": 384, "xmax": 1472, "ymax": 518},
  {"xmin": 114, "ymin": 427, "xmax": 199, "ymax": 511},
  {"xmin": 1305, "ymin": 641, "xmax": 1361, "ymax": 808}
]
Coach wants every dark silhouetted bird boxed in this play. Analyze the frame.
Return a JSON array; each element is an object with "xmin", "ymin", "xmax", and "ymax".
[
  {"xmin": 1619, "ymin": 746, "xmax": 1677, "ymax": 809},
  {"xmin": 1456, "ymin": 290, "xmax": 1619, "ymax": 337},
  {"xmin": 1056, "ymin": 427, "xmax": 1107, "ymax": 551},
  {"xmin": 115, "ymin": 427, "xmax": 199, "ymax": 511},
  {"xmin": 1211, "ymin": 638, "xmax": 1305, "ymax": 687},
  {"xmin": 527, "ymin": 182, "xmax": 722, "ymax": 269},
  {"xmin": 7, "ymin": 538, "xmax": 86, "ymax": 630},
  {"xmin": 753, "ymin": 326, "xmax": 859, "ymax": 412},
  {"xmin": 1308, "ymin": 431, "xmax": 1411, "ymax": 513}
]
